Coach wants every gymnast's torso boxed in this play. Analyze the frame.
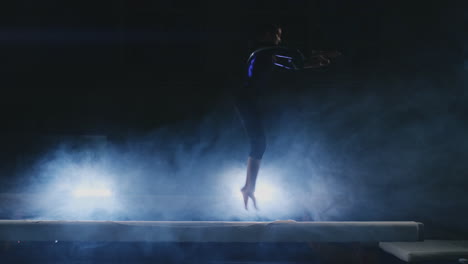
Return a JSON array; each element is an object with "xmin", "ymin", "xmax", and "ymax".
[{"xmin": 242, "ymin": 45, "xmax": 305, "ymax": 94}]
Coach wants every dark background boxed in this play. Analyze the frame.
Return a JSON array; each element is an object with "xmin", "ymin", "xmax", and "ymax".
[
  {"xmin": 0, "ymin": 0, "xmax": 467, "ymax": 238},
  {"xmin": 1, "ymin": 0, "xmax": 464, "ymax": 132}
]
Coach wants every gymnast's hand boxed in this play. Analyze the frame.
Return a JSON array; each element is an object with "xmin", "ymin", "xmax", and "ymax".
[
  {"xmin": 241, "ymin": 186, "xmax": 258, "ymax": 211},
  {"xmin": 303, "ymin": 50, "xmax": 341, "ymax": 69}
]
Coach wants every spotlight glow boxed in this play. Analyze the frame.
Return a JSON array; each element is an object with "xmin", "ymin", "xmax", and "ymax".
[
  {"xmin": 30, "ymin": 158, "xmax": 124, "ymax": 220},
  {"xmin": 255, "ymin": 181, "xmax": 280, "ymax": 202},
  {"xmin": 218, "ymin": 165, "xmax": 298, "ymax": 219},
  {"xmin": 72, "ymin": 188, "xmax": 112, "ymax": 198}
]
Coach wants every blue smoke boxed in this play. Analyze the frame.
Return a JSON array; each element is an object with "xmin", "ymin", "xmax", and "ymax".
[{"xmin": 4, "ymin": 67, "xmax": 467, "ymax": 239}]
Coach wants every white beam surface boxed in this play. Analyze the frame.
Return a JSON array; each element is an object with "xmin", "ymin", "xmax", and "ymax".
[{"xmin": 0, "ymin": 220, "xmax": 423, "ymax": 243}]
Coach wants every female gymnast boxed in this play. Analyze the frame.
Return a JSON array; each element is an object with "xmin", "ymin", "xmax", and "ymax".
[{"xmin": 236, "ymin": 24, "xmax": 340, "ymax": 210}]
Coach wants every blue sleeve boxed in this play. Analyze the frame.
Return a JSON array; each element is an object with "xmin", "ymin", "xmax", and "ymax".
[{"xmin": 272, "ymin": 48, "xmax": 305, "ymax": 70}]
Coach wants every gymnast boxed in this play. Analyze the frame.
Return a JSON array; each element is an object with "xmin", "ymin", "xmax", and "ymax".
[{"xmin": 236, "ymin": 23, "xmax": 340, "ymax": 210}]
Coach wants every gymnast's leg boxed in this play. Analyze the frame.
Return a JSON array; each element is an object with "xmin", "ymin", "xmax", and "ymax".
[
  {"xmin": 241, "ymin": 157, "xmax": 261, "ymax": 210},
  {"xmin": 236, "ymin": 97, "xmax": 266, "ymax": 210}
]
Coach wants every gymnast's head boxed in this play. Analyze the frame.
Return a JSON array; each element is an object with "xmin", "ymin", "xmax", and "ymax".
[{"xmin": 254, "ymin": 23, "xmax": 282, "ymax": 46}]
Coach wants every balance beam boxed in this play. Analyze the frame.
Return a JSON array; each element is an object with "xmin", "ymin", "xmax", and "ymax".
[
  {"xmin": 380, "ymin": 240, "xmax": 468, "ymax": 262},
  {"xmin": 0, "ymin": 220, "xmax": 423, "ymax": 243}
]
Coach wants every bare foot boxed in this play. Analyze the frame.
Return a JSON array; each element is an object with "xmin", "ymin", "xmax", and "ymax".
[{"xmin": 241, "ymin": 186, "xmax": 258, "ymax": 211}]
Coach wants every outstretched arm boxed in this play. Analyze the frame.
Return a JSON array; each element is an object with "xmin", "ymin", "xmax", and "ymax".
[
  {"xmin": 303, "ymin": 50, "xmax": 341, "ymax": 69},
  {"xmin": 272, "ymin": 49, "xmax": 341, "ymax": 70},
  {"xmin": 303, "ymin": 55, "xmax": 331, "ymax": 69}
]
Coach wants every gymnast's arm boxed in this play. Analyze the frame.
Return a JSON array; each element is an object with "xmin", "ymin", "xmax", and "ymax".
[
  {"xmin": 273, "ymin": 55, "xmax": 330, "ymax": 70},
  {"xmin": 273, "ymin": 49, "xmax": 341, "ymax": 71},
  {"xmin": 302, "ymin": 50, "xmax": 341, "ymax": 69},
  {"xmin": 302, "ymin": 55, "xmax": 330, "ymax": 69}
]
